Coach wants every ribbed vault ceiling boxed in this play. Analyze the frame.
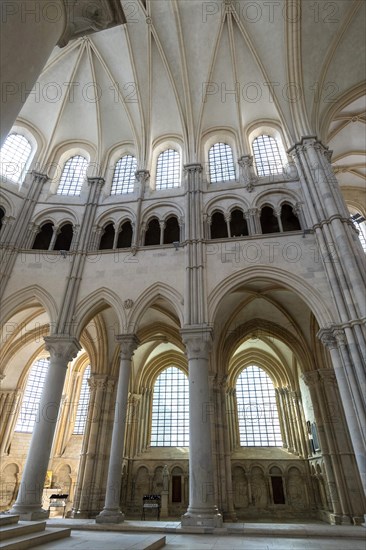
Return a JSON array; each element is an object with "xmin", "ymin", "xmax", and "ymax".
[{"xmin": 17, "ymin": 0, "xmax": 365, "ymax": 191}]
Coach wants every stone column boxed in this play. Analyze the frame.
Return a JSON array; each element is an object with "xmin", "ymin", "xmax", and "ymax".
[
  {"xmin": 132, "ymin": 170, "xmax": 149, "ymax": 252},
  {"xmin": 180, "ymin": 326, "xmax": 223, "ymax": 528},
  {"xmin": 0, "ymin": 0, "xmax": 126, "ymax": 145},
  {"xmin": 0, "ymin": 390, "xmax": 22, "ymax": 456},
  {"xmin": 71, "ymin": 375, "xmax": 114, "ymax": 518},
  {"xmin": 96, "ymin": 334, "xmax": 139, "ymax": 523},
  {"xmin": 238, "ymin": 155, "xmax": 257, "ymax": 192},
  {"xmin": 10, "ymin": 335, "xmax": 80, "ymax": 519},
  {"xmin": 0, "ymin": 171, "xmax": 48, "ymax": 298},
  {"xmin": 318, "ymin": 328, "xmax": 366, "ymax": 498}
]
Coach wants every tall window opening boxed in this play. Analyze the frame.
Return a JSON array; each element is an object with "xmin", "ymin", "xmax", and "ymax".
[
  {"xmin": 53, "ymin": 223, "xmax": 73, "ymax": 251},
  {"xmin": 351, "ymin": 212, "xmax": 366, "ymax": 252},
  {"xmin": 111, "ymin": 155, "xmax": 137, "ymax": 194},
  {"xmin": 117, "ymin": 220, "xmax": 133, "ymax": 248},
  {"xmin": 32, "ymin": 222, "xmax": 53, "ymax": 250},
  {"xmin": 57, "ymin": 155, "xmax": 88, "ymax": 196},
  {"xmin": 252, "ymin": 135, "xmax": 283, "ymax": 177},
  {"xmin": 144, "ymin": 218, "xmax": 160, "ymax": 246},
  {"xmin": 156, "ymin": 149, "xmax": 180, "ymax": 190},
  {"xmin": 236, "ymin": 365, "xmax": 283, "ymax": 446},
  {"xmin": 0, "ymin": 207, "xmax": 5, "ymax": 232},
  {"xmin": 281, "ymin": 204, "xmax": 301, "ymax": 231},
  {"xmin": 163, "ymin": 216, "xmax": 180, "ymax": 244},
  {"xmin": 150, "ymin": 367, "xmax": 189, "ymax": 446},
  {"xmin": 260, "ymin": 206, "xmax": 280, "ymax": 234},
  {"xmin": 230, "ymin": 209, "xmax": 248, "ymax": 237},
  {"xmin": 209, "ymin": 142, "xmax": 236, "ymax": 183},
  {"xmin": 0, "ymin": 133, "xmax": 32, "ymax": 183},
  {"xmin": 99, "ymin": 223, "xmax": 115, "ymax": 250},
  {"xmin": 210, "ymin": 211, "xmax": 228, "ymax": 239},
  {"xmin": 73, "ymin": 366, "xmax": 91, "ymax": 434},
  {"xmin": 15, "ymin": 358, "xmax": 49, "ymax": 433}
]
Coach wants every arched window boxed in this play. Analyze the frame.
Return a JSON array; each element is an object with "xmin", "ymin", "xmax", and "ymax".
[
  {"xmin": 281, "ymin": 204, "xmax": 301, "ymax": 232},
  {"xmin": 15, "ymin": 358, "xmax": 49, "ymax": 433},
  {"xmin": 150, "ymin": 367, "xmax": 189, "ymax": 446},
  {"xmin": 351, "ymin": 212, "xmax": 366, "ymax": 253},
  {"xmin": 209, "ymin": 142, "xmax": 236, "ymax": 183},
  {"xmin": 252, "ymin": 135, "xmax": 283, "ymax": 177},
  {"xmin": 73, "ymin": 366, "xmax": 91, "ymax": 434},
  {"xmin": 111, "ymin": 155, "xmax": 137, "ymax": 194},
  {"xmin": 57, "ymin": 155, "xmax": 88, "ymax": 196},
  {"xmin": 163, "ymin": 216, "xmax": 180, "ymax": 244},
  {"xmin": 210, "ymin": 211, "xmax": 228, "ymax": 239},
  {"xmin": 99, "ymin": 223, "xmax": 115, "ymax": 250},
  {"xmin": 236, "ymin": 365, "xmax": 283, "ymax": 446},
  {"xmin": 0, "ymin": 207, "xmax": 5, "ymax": 232},
  {"xmin": 0, "ymin": 133, "xmax": 32, "ymax": 183},
  {"xmin": 53, "ymin": 223, "xmax": 73, "ymax": 251},
  {"xmin": 117, "ymin": 220, "xmax": 133, "ymax": 248},
  {"xmin": 144, "ymin": 218, "xmax": 160, "ymax": 246},
  {"xmin": 156, "ymin": 149, "xmax": 180, "ymax": 190},
  {"xmin": 230, "ymin": 208, "xmax": 248, "ymax": 237},
  {"xmin": 260, "ymin": 206, "xmax": 280, "ymax": 234},
  {"xmin": 32, "ymin": 222, "xmax": 53, "ymax": 250}
]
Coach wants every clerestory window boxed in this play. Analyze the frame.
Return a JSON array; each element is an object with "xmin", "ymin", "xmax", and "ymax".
[
  {"xmin": 209, "ymin": 142, "xmax": 236, "ymax": 183},
  {"xmin": 111, "ymin": 155, "xmax": 137, "ymax": 194},
  {"xmin": 57, "ymin": 155, "xmax": 88, "ymax": 196},
  {"xmin": 156, "ymin": 149, "xmax": 180, "ymax": 189},
  {"xmin": 252, "ymin": 135, "xmax": 283, "ymax": 177},
  {"xmin": 0, "ymin": 133, "xmax": 32, "ymax": 183}
]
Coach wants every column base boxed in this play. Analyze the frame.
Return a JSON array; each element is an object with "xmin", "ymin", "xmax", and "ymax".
[
  {"xmin": 181, "ymin": 510, "xmax": 223, "ymax": 528},
  {"xmin": 160, "ymin": 491, "xmax": 169, "ymax": 519},
  {"xmin": 95, "ymin": 509, "xmax": 125, "ymax": 524},
  {"xmin": 329, "ymin": 513, "xmax": 352, "ymax": 525},
  {"xmin": 8, "ymin": 506, "xmax": 49, "ymax": 521}
]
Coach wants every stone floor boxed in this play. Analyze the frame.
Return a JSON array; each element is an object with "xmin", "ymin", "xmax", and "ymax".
[{"xmin": 28, "ymin": 519, "xmax": 366, "ymax": 550}]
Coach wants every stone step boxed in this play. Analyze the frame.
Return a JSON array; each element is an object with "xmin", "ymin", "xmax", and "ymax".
[
  {"xmin": 0, "ymin": 520, "xmax": 46, "ymax": 541},
  {"xmin": 0, "ymin": 515, "xmax": 19, "ymax": 527},
  {"xmin": 0, "ymin": 527, "xmax": 71, "ymax": 550}
]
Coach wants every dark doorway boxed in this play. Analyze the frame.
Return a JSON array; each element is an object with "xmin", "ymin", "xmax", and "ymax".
[
  {"xmin": 271, "ymin": 476, "xmax": 285, "ymax": 504},
  {"xmin": 172, "ymin": 476, "xmax": 182, "ymax": 503}
]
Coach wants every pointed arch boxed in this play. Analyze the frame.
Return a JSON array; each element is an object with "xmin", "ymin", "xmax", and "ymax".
[
  {"xmin": 0, "ymin": 285, "xmax": 58, "ymax": 327},
  {"xmin": 127, "ymin": 282, "xmax": 184, "ymax": 332},
  {"xmin": 73, "ymin": 288, "xmax": 126, "ymax": 338}
]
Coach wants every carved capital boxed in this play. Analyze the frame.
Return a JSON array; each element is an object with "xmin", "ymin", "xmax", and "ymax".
[
  {"xmin": 301, "ymin": 371, "xmax": 320, "ymax": 388},
  {"xmin": 181, "ymin": 325, "xmax": 213, "ymax": 360},
  {"xmin": 116, "ymin": 334, "xmax": 140, "ymax": 360},
  {"xmin": 135, "ymin": 170, "xmax": 150, "ymax": 184},
  {"xmin": 58, "ymin": 0, "xmax": 126, "ymax": 48},
  {"xmin": 318, "ymin": 369, "xmax": 337, "ymax": 386},
  {"xmin": 87, "ymin": 177, "xmax": 105, "ymax": 187},
  {"xmin": 317, "ymin": 328, "xmax": 338, "ymax": 350},
  {"xmin": 184, "ymin": 163, "xmax": 203, "ymax": 174},
  {"xmin": 44, "ymin": 335, "xmax": 81, "ymax": 363},
  {"xmin": 32, "ymin": 171, "xmax": 49, "ymax": 185},
  {"xmin": 88, "ymin": 375, "xmax": 109, "ymax": 392}
]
